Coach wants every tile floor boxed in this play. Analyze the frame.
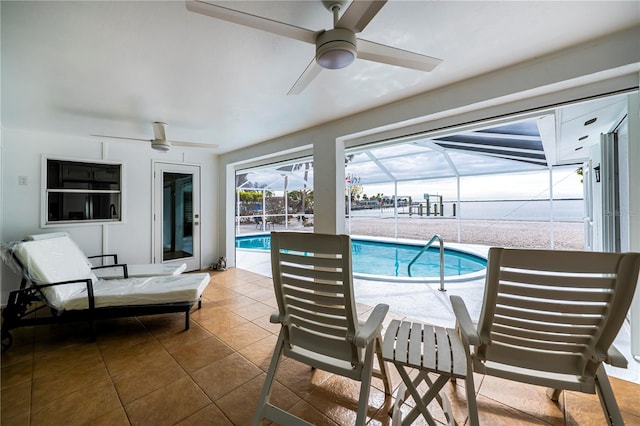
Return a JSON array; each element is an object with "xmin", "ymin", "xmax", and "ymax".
[{"xmin": 1, "ymin": 268, "xmax": 639, "ymax": 425}]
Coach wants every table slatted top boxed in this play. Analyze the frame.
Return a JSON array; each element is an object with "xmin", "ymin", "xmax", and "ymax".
[{"xmin": 383, "ymin": 319, "xmax": 467, "ymax": 379}]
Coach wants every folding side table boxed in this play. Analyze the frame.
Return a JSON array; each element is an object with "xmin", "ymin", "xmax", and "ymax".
[{"xmin": 382, "ymin": 319, "xmax": 479, "ymax": 426}]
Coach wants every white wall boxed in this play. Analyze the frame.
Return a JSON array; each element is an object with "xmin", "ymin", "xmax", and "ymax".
[
  {"xmin": 0, "ymin": 128, "xmax": 218, "ymax": 304},
  {"xmin": 621, "ymin": 93, "xmax": 640, "ymax": 359},
  {"xmin": 619, "ymin": 93, "xmax": 640, "ymax": 254}
]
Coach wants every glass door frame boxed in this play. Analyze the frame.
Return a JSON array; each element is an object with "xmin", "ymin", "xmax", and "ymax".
[{"xmin": 153, "ymin": 161, "xmax": 201, "ymax": 271}]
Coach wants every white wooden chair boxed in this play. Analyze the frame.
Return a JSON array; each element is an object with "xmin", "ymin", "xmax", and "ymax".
[
  {"xmin": 451, "ymin": 247, "xmax": 640, "ymax": 426},
  {"xmin": 252, "ymin": 232, "xmax": 392, "ymax": 426}
]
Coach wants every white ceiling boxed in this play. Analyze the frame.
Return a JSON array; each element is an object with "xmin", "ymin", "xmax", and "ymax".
[{"xmin": 2, "ymin": 1, "xmax": 639, "ymax": 153}]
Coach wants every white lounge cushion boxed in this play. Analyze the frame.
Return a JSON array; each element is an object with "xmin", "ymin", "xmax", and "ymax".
[
  {"xmin": 24, "ymin": 232, "xmax": 72, "ymax": 241},
  {"xmin": 25, "ymin": 232, "xmax": 188, "ymax": 279},
  {"xmin": 93, "ymin": 263, "xmax": 187, "ymax": 279},
  {"xmin": 12, "ymin": 236, "xmax": 98, "ymax": 310},
  {"xmin": 61, "ymin": 273, "xmax": 210, "ymax": 311}
]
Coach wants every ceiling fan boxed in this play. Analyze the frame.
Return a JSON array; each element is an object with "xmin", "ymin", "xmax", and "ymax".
[
  {"xmin": 92, "ymin": 122, "xmax": 218, "ymax": 152},
  {"xmin": 185, "ymin": 0, "xmax": 442, "ymax": 94}
]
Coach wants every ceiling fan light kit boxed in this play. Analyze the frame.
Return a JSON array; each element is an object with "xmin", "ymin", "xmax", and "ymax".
[
  {"xmin": 151, "ymin": 122, "xmax": 170, "ymax": 152},
  {"xmin": 315, "ymin": 28, "xmax": 356, "ymax": 69},
  {"xmin": 151, "ymin": 140, "xmax": 171, "ymax": 152}
]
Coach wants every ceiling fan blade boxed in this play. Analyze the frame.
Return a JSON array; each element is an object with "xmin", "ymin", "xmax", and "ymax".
[
  {"xmin": 336, "ymin": 0, "xmax": 387, "ymax": 33},
  {"xmin": 91, "ymin": 134, "xmax": 151, "ymax": 143},
  {"xmin": 185, "ymin": 0, "xmax": 319, "ymax": 44},
  {"xmin": 357, "ymin": 38, "xmax": 442, "ymax": 72},
  {"xmin": 171, "ymin": 140, "xmax": 220, "ymax": 149},
  {"xmin": 287, "ymin": 59, "xmax": 323, "ymax": 95}
]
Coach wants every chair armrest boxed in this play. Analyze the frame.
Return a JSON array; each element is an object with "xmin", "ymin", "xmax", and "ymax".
[
  {"xmin": 87, "ymin": 253, "xmax": 119, "ymax": 265},
  {"xmin": 36, "ymin": 278, "xmax": 96, "ymax": 310},
  {"xmin": 605, "ymin": 345, "xmax": 628, "ymax": 368},
  {"xmin": 91, "ymin": 263, "xmax": 129, "ymax": 279},
  {"xmin": 354, "ymin": 303, "xmax": 389, "ymax": 348},
  {"xmin": 450, "ymin": 295, "xmax": 479, "ymax": 346},
  {"xmin": 36, "ymin": 278, "xmax": 93, "ymax": 288}
]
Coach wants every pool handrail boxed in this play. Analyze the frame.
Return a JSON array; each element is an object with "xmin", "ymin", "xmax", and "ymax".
[{"xmin": 407, "ymin": 234, "xmax": 445, "ymax": 291}]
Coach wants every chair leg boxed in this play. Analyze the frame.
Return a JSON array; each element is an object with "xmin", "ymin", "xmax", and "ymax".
[
  {"xmin": 595, "ymin": 365, "xmax": 624, "ymax": 426},
  {"xmin": 464, "ymin": 362, "xmax": 479, "ymax": 426},
  {"xmin": 546, "ymin": 388, "xmax": 563, "ymax": 401},
  {"xmin": 356, "ymin": 342, "xmax": 376, "ymax": 426},
  {"xmin": 88, "ymin": 320, "xmax": 96, "ymax": 342},
  {"xmin": 251, "ymin": 330, "xmax": 286, "ymax": 426},
  {"xmin": 375, "ymin": 335, "xmax": 392, "ymax": 395}
]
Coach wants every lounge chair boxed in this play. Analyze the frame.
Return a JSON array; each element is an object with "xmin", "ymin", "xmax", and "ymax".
[
  {"xmin": 0, "ymin": 233, "xmax": 210, "ymax": 351},
  {"xmin": 254, "ymin": 216, "xmax": 274, "ymax": 230},
  {"xmin": 252, "ymin": 232, "xmax": 391, "ymax": 426},
  {"xmin": 451, "ymin": 247, "xmax": 640, "ymax": 426}
]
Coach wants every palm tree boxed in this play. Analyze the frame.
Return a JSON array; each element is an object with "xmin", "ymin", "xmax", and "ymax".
[{"xmin": 278, "ymin": 161, "xmax": 313, "ymax": 213}]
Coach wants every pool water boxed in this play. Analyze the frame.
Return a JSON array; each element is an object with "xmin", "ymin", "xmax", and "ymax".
[{"xmin": 236, "ymin": 235, "xmax": 486, "ymax": 278}]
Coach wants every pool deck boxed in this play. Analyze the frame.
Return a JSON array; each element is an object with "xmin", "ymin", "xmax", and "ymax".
[{"xmin": 236, "ymin": 244, "xmax": 639, "ymax": 384}]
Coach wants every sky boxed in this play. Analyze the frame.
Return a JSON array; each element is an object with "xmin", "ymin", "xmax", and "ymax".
[
  {"xmin": 241, "ymin": 163, "xmax": 584, "ymax": 202},
  {"xmin": 358, "ymin": 166, "xmax": 583, "ymax": 202}
]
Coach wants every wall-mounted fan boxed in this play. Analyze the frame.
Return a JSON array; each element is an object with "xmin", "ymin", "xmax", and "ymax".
[
  {"xmin": 185, "ymin": 0, "xmax": 442, "ymax": 94},
  {"xmin": 92, "ymin": 122, "xmax": 218, "ymax": 152}
]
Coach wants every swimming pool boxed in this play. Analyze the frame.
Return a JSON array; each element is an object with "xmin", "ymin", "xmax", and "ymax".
[{"xmin": 236, "ymin": 234, "xmax": 487, "ymax": 282}]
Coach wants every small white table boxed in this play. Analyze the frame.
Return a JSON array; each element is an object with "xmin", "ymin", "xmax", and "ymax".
[
  {"xmin": 93, "ymin": 263, "xmax": 187, "ymax": 279},
  {"xmin": 382, "ymin": 320, "xmax": 478, "ymax": 426}
]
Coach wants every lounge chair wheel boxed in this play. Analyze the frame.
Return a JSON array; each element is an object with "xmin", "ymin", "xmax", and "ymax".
[{"xmin": 1, "ymin": 329, "xmax": 13, "ymax": 352}]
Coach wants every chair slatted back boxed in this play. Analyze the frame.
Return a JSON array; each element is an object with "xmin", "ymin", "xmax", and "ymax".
[
  {"xmin": 477, "ymin": 247, "xmax": 640, "ymax": 377},
  {"xmin": 270, "ymin": 232, "xmax": 360, "ymax": 367}
]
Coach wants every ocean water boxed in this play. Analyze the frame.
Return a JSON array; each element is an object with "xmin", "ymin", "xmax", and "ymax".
[
  {"xmin": 448, "ymin": 199, "xmax": 584, "ymax": 222},
  {"xmin": 351, "ymin": 199, "xmax": 584, "ymax": 222}
]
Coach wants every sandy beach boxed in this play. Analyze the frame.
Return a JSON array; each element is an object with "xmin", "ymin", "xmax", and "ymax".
[
  {"xmin": 349, "ymin": 216, "xmax": 584, "ymax": 250},
  {"xmin": 240, "ymin": 216, "xmax": 584, "ymax": 250}
]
